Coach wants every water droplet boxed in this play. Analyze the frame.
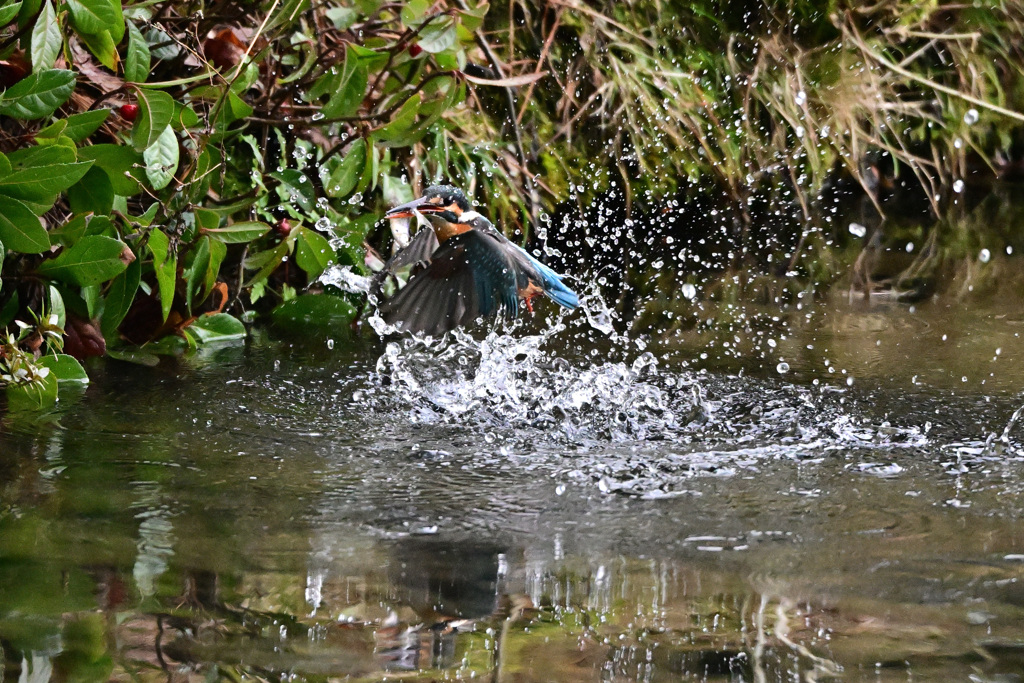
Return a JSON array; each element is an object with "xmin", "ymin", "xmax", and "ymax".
[
  {"xmin": 326, "ymin": 339, "xmax": 334, "ymax": 350},
  {"xmin": 953, "ymin": 179, "xmax": 965, "ymax": 193},
  {"xmin": 681, "ymin": 283, "xmax": 697, "ymax": 300},
  {"xmin": 906, "ymin": 242, "xmax": 914, "ymax": 253},
  {"xmin": 964, "ymin": 108, "xmax": 979, "ymax": 124},
  {"xmin": 776, "ymin": 362, "xmax": 790, "ymax": 374},
  {"xmin": 980, "ymin": 248, "xmax": 991, "ymax": 263},
  {"xmin": 848, "ymin": 223, "xmax": 867, "ymax": 238}
]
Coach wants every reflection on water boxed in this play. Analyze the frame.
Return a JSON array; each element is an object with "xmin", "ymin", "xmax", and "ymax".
[{"xmin": 4, "ymin": 295, "xmax": 1024, "ymax": 681}]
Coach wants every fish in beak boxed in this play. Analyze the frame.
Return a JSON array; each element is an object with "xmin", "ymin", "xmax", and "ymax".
[{"xmin": 385, "ymin": 195, "xmax": 445, "ymax": 219}]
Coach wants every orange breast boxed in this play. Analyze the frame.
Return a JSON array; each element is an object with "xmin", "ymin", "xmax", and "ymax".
[{"xmin": 435, "ymin": 221, "xmax": 474, "ymax": 243}]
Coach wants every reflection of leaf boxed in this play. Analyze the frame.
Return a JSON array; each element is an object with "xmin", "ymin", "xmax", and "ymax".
[
  {"xmin": 5, "ymin": 372, "xmax": 58, "ymax": 411},
  {"xmin": 189, "ymin": 313, "xmax": 246, "ymax": 343},
  {"xmin": 271, "ymin": 293, "xmax": 357, "ymax": 330}
]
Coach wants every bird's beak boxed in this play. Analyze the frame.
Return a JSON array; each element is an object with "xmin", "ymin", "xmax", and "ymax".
[{"xmin": 385, "ymin": 196, "xmax": 442, "ymax": 219}]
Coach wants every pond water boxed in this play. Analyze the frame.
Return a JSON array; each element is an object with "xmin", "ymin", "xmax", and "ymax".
[{"xmin": 3, "ymin": 289, "xmax": 1024, "ymax": 682}]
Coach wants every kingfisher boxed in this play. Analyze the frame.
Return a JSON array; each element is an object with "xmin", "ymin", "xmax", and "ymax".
[{"xmin": 371, "ymin": 185, "xmax": 579, "ymax": 336}]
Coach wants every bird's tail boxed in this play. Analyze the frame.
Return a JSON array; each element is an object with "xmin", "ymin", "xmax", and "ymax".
[{"xmin": 515, "ymin": 246, "xmax": 579, "ymax": 309}]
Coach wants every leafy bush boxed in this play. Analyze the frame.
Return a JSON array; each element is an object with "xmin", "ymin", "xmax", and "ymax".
[{"xmin": 0, "ymin": 0, "xmax": 525, "ymax": 408}]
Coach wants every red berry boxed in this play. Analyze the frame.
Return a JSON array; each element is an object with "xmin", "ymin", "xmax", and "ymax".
[
  {"xmin": 276, "ymin": 218, "xmax": 292, "ymax": 237},
  {"xmin": 408, "ymin": 44, "xmax": 423, "ymax": 57},
  {"xmin": 119, "ymin": 104, "xmax": 139, "ymax": 121}
]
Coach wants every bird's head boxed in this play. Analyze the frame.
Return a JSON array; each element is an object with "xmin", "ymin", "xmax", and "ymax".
[{"xmin": 385, "ymin": 185, "xmax": 471, "ymax": 222}]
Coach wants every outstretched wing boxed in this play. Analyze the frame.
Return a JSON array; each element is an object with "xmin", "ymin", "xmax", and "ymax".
[
  {"xmin": 369, "ymin": 226, "xmax": 440, "ymax": 304},
  {"xmin": 378, "ymin": 230, "xmax": 522, "ymax": 336}
]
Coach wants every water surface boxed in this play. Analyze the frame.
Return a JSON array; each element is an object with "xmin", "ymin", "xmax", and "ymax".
[{"xmin": 3, "ymin": 293, "xmax": 1024, "ymax": 682}]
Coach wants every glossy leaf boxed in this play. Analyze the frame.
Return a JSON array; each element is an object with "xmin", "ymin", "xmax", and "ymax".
[
  {"xmin": 66, "ymin": 166, "xmax": 114, "ymax": 215},
  {"xmin": 148, "ymin": 230, "xmax": 176, "ymax": 323},
  {"xmin": 0, "ymin": 153, "xmax": 93, "ymax": 201},
  {"xmin": 132, "ymin": 88, "xmax": 174, "ymax": 151},
  {"xmin": 38, "ymin": 109, "xmax": 110, "ymax": 143},
  {"xmin": 0, "ymin": 1, "xmax": 23, "ymax": 24},
  {"xmin": 294, "ymin": 227, "xmax": 333, "ymax": 278},
  {"xmin": 38, "ymin": 353, "xmax": 89, "ymax": 383},
  {"xmin": 77, "ymin": 144, "xmax": 143, "ymax": 195},
  {"xmin": 36, "ymin": 235, "xmax": 129, "ymax": 286},
  {"xmin": 66, "ymin": 0, "xmax": 118, "ymax": 35},
  {"xmin": 0, "ymin": 195, "xmax": 49, "ymax": 253},
  {"xmin": 29, "ymin": 0, "xmax": 60, "ymax": 73},
  {"xmin": 325, "ymin": 138, "xmax": 365, "ymax": 198},
  {"xmin": 0, "ymin": 69, "xmax": 75, "ymax": 119},
  {"xmin": 124, "ymin": 21, "xmax": 150, "ymax": 82},
  {"xmin": 101, "ymin": 255, "xmax": 140, "ymax": 338},
  {"xmin": 143, "ymin": 124, "xmax": 178, "ymax": 190},
  {"xmin": 203, "ymin": 221, "xmax": 270, "ymax": 244},
  {"xmin": 184, "ymin": 235, "xmax": 211, "ymax": 312},
  {"xmin": 76, "ymin": 29, "xmax": 118, "ymax": 69}
]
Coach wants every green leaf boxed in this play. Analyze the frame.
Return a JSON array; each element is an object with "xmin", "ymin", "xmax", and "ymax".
[
  {"xmin": 325, "ymin": 138, "xmax": 365, "ymax": 198},
  {"xmin": 66, "ymin": 166, "xmax": 114, "ymax": 215},
  {"xmin": 0, "ymin": 237, "xmax": 5, "ymax": 289},
  {"xmin": 417, "ymin": 18, "xmax": 457, "ymax": 53},
  {"xmin": 148, "ymin": 230, "xmax": 176, "ymax": 322},
  {"xmin": 0, "ymin": 69, "xmax": 75, "ymax": 120},
  {"xmin": 131, "ymin": 88, "xmax": 174, "ymax": 151},
  {"xmin": 50, "ymin": 214, "xmax": 87, "ymax": 247},
  {"xmin": 46, "ymin": 284, "xmax": 64, "ymax": 327},
  {"xmin": 188, "ymin": 313, "xmax": 246, "ymax": 343},
  {"xmin": 77, "ymin": 144, "xmax": 143, "ymax": 195},
  {"xmin": 243, "ymin": 240, "xmax": 289, "ymax": 286},
  {"xmin": 184, "ymin": 235, "xmax": 210, "ymax": 313},
  {"xmin": 0, "ymin": 149, "xmax": 93, "ymax": 200},
  {"xmin": 101, "ymin": 255, "xmax": 139, "ymax": 338},
  {"xmin": 271, "ymin": 293, "xmax": 357, "ymax": 330},
  {"xmin": 76, "ymin": 29, "xmax": 117, "ymax": 69},
  {"xmin": 322, "ymin": 48, "xmax": 368, "ymax": 118},
  {"xmin": 0, "ymin": 195, "xmax": 49, "ymax": 252},
  {"xmin": 203, "ymin": 221, "xmax": 270, "ymax": 244},
  {"xmin": 5, "ymin": 372, "xmax": 58, "ymax": 411},
  {"xmin": 66, "ymin": 0, "xmax": 118, "ymax": 34},
  {"xmin": 37, "ymin": 109, "xmax": 110, "ymax": 144},
  {"xmin": 374, "ymin": 93, "xmax": 420, "ymax": 145},
  {"xmin": 36, "ymin": 235, "xmax": 128, "ymax": 286},
  {"xmin": 271, "ymin": 168, "xmax": 315, "ymax": 212},
  {"xmin": 294, "ymin": 226, "xmax": 333, "ymax": 278},
  {"xmin": 30, "ymin": 0, "xmax": 61, "ymax": 73},
  {"xmin": 124, "ymin": 21, "xmax": 150, "ymax": 82},
  {"xmin": 143, "ymin": 124, "xmax": 178, "ymax": 190},
  {"xmin": 38, "ymin": 354, "xmax": 89, "ymax": 383},
  {"xmin": 0, "ymin": 1, "xmax": 23, "ymax": 25}
]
